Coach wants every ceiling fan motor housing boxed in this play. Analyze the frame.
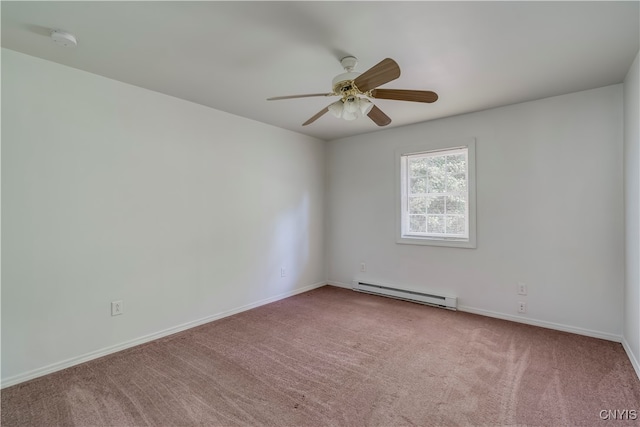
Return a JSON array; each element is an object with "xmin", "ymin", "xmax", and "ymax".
[{"xmin": 332, "ymin": 72, "xmax": 361, "ymax": 93}]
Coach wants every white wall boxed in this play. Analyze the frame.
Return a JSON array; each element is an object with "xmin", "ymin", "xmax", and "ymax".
[
  {"xmin": 1, "ymin": 49, "xmax": 326, "ymax": 385},
  {"xmin": 2, "ymin": 46, "xmax": 634, "ymax": 387},
  {"xmin": 623, "ymin": 50, "xmax": 640, "ymax": 377},
  {"xmin": 327, "ymin": 85, "xmax": 624, "ymax": 339}
]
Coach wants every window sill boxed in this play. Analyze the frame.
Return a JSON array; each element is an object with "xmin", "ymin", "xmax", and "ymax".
[{"xmin": 396, "ymin": 236, "xmax": 476, "ymax": 248}]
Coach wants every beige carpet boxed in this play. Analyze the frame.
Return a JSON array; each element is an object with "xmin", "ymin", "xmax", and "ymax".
[{"xmin": 2, "ymin": 285, "xmax": 639, "ymax": 426}]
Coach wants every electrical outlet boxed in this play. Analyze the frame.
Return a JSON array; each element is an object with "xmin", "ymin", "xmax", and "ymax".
[
  {"xmin": 360, "ymin": 262, "xmax": 366, "ymax": 272},
  {"xmin": 280, "ymin": 267, "xmax": 286, "ymax": 277},
  {"xmin": 518, "ymin": 282, "xmax": 527, "ymax": 295},
  {"xmin": 111, "ymin": 300, "xmax": 123, "ymax": 316},
  {"xmin": 517, "ymin": 301, "xmax": 526, "ymax": 314}
]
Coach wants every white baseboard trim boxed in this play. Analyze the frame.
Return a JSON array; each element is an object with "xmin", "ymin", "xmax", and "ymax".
[
  {"xmin": 327, "ymin": 280, "xmax": 352, "ymax": 289},
  {"xmin": 457, "ymin": 305, "xmax": 622, "ymax": 342},
  {"xmin": 622, "ymin": 337, "xmax": 640, "ymax": 380},
  {"xmin": 1, "ymin": 281, "xmax": 327, "ymax": 389},
  {"xmin": 329, "ymin": 281, "xmax": 622, "ymax": 343},
  {"xmin": 334, "ymin": 281, "xmax": 639, "ymax": 377}
]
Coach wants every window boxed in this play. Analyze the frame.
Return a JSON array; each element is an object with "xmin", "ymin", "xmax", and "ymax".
[{"xmin": 396, "ymin": 139, "xmax": 476, "ymax": 248}]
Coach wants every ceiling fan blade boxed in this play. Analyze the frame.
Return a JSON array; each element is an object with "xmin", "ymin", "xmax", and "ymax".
[
  {"xmin": 370, "ymin": 89, "xmax": 438, "ymax": 103},
  {"xmin": 302, "ymin": 106, "xmax": 330, "ymax": 126},
  {"xmin": 353, "ymin": 58, "xmax": 401, "ymax": 93},
  {"xmin": 367, "ymin": 104, "xmax": 391, "ymax": 127},
  {"xmin": 267, "ymin": 93, "xmax": 332, "ymax": 101}
]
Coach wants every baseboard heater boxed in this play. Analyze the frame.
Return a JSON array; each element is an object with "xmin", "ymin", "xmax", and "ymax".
[{"xmin": 353, "ymin": 281, "xmax": 457, "ymax": 310}]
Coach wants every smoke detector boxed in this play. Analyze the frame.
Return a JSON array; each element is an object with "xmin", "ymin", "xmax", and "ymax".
[{"xmin": 50, "ymin": 30, "xmax": 77, "ymax": 48}]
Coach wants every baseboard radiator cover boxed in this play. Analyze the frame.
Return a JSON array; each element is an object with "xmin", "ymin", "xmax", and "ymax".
[{"xmin": 353, "ymin": 281, "xmax": 457, "ymax": 310}]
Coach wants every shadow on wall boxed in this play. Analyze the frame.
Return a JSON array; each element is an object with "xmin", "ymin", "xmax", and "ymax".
[{"xmin": 269, "ymin": 193, "xmax": 310, "ymax": 292}]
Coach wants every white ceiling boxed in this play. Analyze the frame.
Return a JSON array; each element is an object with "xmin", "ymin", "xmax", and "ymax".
[{"xmin": 2, "ymin": 1, "xmax": 639, "ymax": 141}]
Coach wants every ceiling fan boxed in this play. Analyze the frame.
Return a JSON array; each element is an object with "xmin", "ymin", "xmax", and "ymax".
[{"xmin": 267, "ymin": 56, "xmax": 438, "ymax": 127}]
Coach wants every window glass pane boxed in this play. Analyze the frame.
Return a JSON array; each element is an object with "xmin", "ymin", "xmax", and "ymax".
[
  {"xmin": 409, "ymin": 157, "xmax": 427, "ymax": 177},
  {"xmin": 447, "ymin": 154, "xmax": 466, "ymax": 173},
  {"xmin": 410, "ymin": 215, "xmax": 426, "ymax": 233},
  {"xmin": 426, "ymin": 196, "xmax": 445, "ymax": 214},
  {"xmin": 409, "ymin": 177, "xmax": 426, "ymax": 194},
  {"xmin": 446, "ymin": 215, "xmax": 466, "ymax": 235},
  {"xmin": 427, "ymin": 215, "xmax": 445, "ymax": 233},
  {"xmin": 409, "ymin": 197, "xmax": 426, "ymax": 214},
  {"xmin": 445, "ymin": 195, "xmax": 466, "ymax": 215},
  {"xmin": 446, "ymin": 173, "xmax": 466, "ymax": 192},
  {"xmin": 427, "ymin": 156, "xmax": 446, "ymax": 193},
  {"xmin": 446, "ymin": 155, "xmax": 466, "ymax": 192}
]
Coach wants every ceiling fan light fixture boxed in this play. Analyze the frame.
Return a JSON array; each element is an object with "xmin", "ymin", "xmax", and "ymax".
[
  {"xmin": 343, "ymin": 96, "xmax": 360, "ymax": 114},
  {"xmin": 342, "ymin": 110, "xmax": 359, "ymax": 121},
  {"xmin": 328, "ymin": 100, "xmax": 344, "ymax": 118},
  {"xmin": 359, "ymin": 97, "xmax": 373, "ymax": 115},
  {"xmin": 328, "ymin": 96, "xmax": 372, "ymax": 121}
]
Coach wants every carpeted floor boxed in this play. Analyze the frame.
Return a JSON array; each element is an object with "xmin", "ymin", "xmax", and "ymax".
[{"xmin": 2, "ymin": 285, "xmax": 639, "ymax": 426}]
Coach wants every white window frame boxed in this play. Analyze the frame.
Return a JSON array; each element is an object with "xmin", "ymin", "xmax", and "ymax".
[{"xmin": 396, "ymin": 138, "xmax": 476, "ymax": 248}]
